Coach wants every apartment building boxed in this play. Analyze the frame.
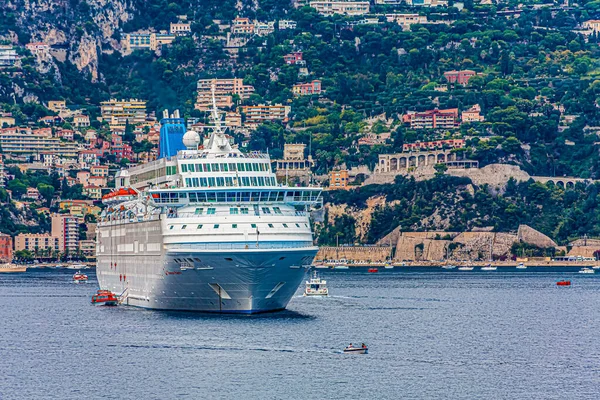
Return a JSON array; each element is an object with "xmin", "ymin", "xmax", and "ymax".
[
  {"xmin": 329, "ymin": 170, "xmax": 349, "ymax": 190},
  {"xmin": 309, "ymin": 1, "xmax": 370, "ymax": 16},
  {"xmin": 385, "ymin": 14, "xmax": 428, "ymax": 30},
  {"xmin": 283, "ymin": 52, "xmax": 305, "ymax": 65},
  {"xmin": 443, "ymin": 70, "xmax": 476, "ymax": 85},
  {"xmin": 404, "ymin": 108, "xmax": 459, "ymax": 129},
  {"xmin": 0, "ymin": 129, "xmax": 79, "ymax": 159},
  {"xmin": 73, "ymin": 114, "xmax": 90, "ymax": 127},
  {"xmin": 125, "ymin": 32, "xmax": 176, "ymax": 51},
  {"xmin": 170, "ymin": 22, "xmax": 191, "ymax": 35},
  {"xmin": 51, "ymin": 214, "xmax": 81, "ymax": 254},
  {"xmin": 232, "ymin": 18, "xmax": 255, "ymax": 34},
  {"xmin": 58, "ymin": 200, "xmax": 101, "ymax": 218},
  {"xmin": 0, "ymin": 114, "xmax": 15, "ymax": 127},
  {"xmin": 100, "ymin": 99, "xmax": 147, "ymax": 129},
  {"xmin": 91, "ymin": 165, "xmax": 109, "ymax": 177},
  {"xmin": 240, "ymin": 104, "xmax": 291, "ymax": 128},
  {"xmin": 14, "ymin": 233, "xmax": 62, "ymax": 254},
  {"xmin": 279, "ymin": 20, "xmax": 297, "ymax": 30},
  {"xmin": 0, "ymin": 45, "xmax": 18, "ymax": 67},
  {"xmin": 292, "ymin": 80, "xmax": 322, "ymax": 96},
  {"xmin": 0, "ymin": 233, "xmax": 12, "ymax": 262},
  {"xmin": 402, "ymin": 139, "xmax": 465, "ymax": 152},
  {"xmin": 461, "ymin": 105, "xmax": 485, "ymax": 123},
  {"xmin": 195, "ymin": 78, "xmax": 255, "ymax": 110}
]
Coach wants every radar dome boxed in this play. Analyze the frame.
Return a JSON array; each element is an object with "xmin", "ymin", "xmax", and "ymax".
[{"xmin": 183, "ymin": 130, "xmax": 201, "ymax": 150}]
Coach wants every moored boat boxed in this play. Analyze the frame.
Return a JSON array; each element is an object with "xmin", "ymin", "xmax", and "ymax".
[
  {"xmin": 458, "ymin": 266, "xmax": 474, "ymax": 271},
  {"xmin": 556, "ymin": 280, "xmax": 571, "ymax": 286},
  {"xmin": 73, "ymin": 271, "xmax": 88, "ymax": 283},
  {"xmin": 516, "ymin": 262, "xmax": 527, "ymax": 269},
  {"xmin": 0, "ymin": 263, "xmax": 27, "ymax": 273},
  {"xmin": 368, "ymin": 267, "xmax": 378, "ymax": 273},
  {"xmin": 304, "ymin": 271, "xmax": 328, "ymax": 296},
  {"xmin": 481, "ymin": 264, "xmax": 497, "ymax": 271},
  {"xmin": 441, "ymin": 265, "xmax": 456, "ymax": 270},
  {"xmin": 91, "ymin": 290, "xmax": 119, "ymax": 306},
  {"xmin": 579, "ymin": 267, "xmax": 595, "ymax": 274}
]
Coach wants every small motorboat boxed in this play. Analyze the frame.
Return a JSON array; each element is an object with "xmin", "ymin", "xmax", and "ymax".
[
  {"xmin": 556, "ymin": 280, "xmax": 571, "ymax": 286},
  {"xmin": 368, "ymin": 268, "xmax": 378, "ymax": 273},
  {"xmin": 593, "ymin": 266, "xmax": 600, "ymax": 270},
  {"xmin": 343, "ymin": 344, "xmax": 368, "ymax": 354},
  {"xmin": 334, "ymin": 265, "xmax": 349, "ymax": 270},
  {"xmin": 441, "ymin": 265, "xmax": 456, "ymax": 270},
  {"xmin": 579, "ymin": 267, "xmax": 595, "ymax": 274},
  {"xmin": 91, "ymin": 290, "xmax": 119, "ymax": 306},
  {"xmin": 384, "ymin": 261, "xmax": 394, "ymax": 269},
  {"xmin": 72, "ymin": 271, "xmax": 88, "ymax": 283},
  {"xmin": 458, "ymin": 266, "xmax": 474, "ymax": 271},
  {"xmin": 304, "ymin": 271, "xmax": 328, "ymax": 296},
  {"xmin": 481, "ymin": 264, "xmax": 497, "ymax": 271},
  {"xmin": 516, "ymin": 262, "xmax": 527, "ymax": 270}
]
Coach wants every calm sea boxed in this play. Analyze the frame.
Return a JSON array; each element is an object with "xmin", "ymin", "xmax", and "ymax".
[{"xmin": 1, "ymin": 268, "xmax": 600, "ymax": 400}]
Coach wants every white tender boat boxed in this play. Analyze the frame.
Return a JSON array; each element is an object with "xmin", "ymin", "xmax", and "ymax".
[
  {"xmin": 516, "ymin": 262, "xmax": 527, "ymax": 269},
  {"xmin": 442, "ymin": 265, "xmax": 456, "ymax": 270},
  {"xmin": 579, "ymin": 267, "xmax": 595, "ymax": 274},
  {"xmin": 481, "ymin": 264, "xmax": 497, "ymax": 271},
  {"xmin": 304, "ymin": 271, "xmax": 328, "ymax": 296},
  {"xmin": 458, "ymin": 266, "xmax": 474, "ymax": 271},
  {"xmin": 343, "ymin": 344, "xmax": 368, "ymax": 354}
]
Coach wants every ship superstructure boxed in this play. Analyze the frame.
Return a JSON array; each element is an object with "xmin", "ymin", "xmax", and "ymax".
[{"xmin": 96, "ymin": 93, "xmax": 322, "ymax": 313}]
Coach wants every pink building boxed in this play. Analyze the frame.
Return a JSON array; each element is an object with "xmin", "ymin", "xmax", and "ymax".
[
  {"xmin": 292, "ymin": 80, "xmax": 322, "ymax": 96},
  {"xmin": 283, "ymin": 52, "xmax": 304, "ymax": 65},
  {"xmin": 443, "ymin": 70, "xmax": 476, "ymax": 85}
]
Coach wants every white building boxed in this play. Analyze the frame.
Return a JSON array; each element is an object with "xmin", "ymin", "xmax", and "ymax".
[{"xmin": 309, "ymin": 1, "xmax": 370, "ymax": 16}]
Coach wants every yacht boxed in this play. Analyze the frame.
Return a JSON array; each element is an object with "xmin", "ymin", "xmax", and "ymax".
[
  {"xmin": 579, "ymin": 267, "xmax": 595, "ymax": 274},
  {"xmin": 481, "ymin": 264, "xmax": 497, "ymax": 271},
  {"xmin": 95, "ymin": 90, "xmax": 322, "ymax": 313},
  {"xmin": 516, "ymin": 262, "xmax": 527, "ymax": 270},
  {"xmin": 458, "ymin": 266, "xmax": 474, "ymax": 271},
  {"xmin": 304, "ymin": 271, "xmax": 328, "ymax": 296}
]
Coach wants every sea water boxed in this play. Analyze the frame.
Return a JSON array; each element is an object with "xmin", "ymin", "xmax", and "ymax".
[{"xmin": 1, "ymin": 268, "xmax": 599, "ymax": 399}]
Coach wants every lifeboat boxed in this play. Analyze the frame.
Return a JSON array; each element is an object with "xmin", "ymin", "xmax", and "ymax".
[
  {"xmin": 73, "ymin": 271, "xmax": 88, "ymax": 283},
  {"xmin": 368, "ymin": 268, "xmax": 378, "ymax": 273},
  {"xmin": 101, "ymin": 188, "xmax": 137, "ymax": 204},
  {"xmin": 556, "ymin": 280, "xmax": 571, "ymax": 286},
  {"xmin": 91, "ymin": 290, "xmax": 119, "ymax": 306}
]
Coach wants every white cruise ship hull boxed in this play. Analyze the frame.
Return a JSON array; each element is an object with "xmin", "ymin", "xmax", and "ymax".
[{"xmin": 97, "ymin": 221, "xmax": 317, "ymax": 313}]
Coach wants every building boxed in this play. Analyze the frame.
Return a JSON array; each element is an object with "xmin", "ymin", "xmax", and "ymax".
[
  {"xmin": 0, "ymin": 233, "xmax": 12, "ymax": 262},
  {"xmin": 83, "ymin": 185, "xmax": 102, "ymax": 199},
  {"xmin": 443, "ymin": 70, "xmax": 476, "ymax": 85},
  {"xmin": 51, "ymin": 214, "xmax": 81, "ymax": 255},
  {"xmin": 255, "ymin": 21, "xmax": 275, "ymax": 36},
  {"xmin": 170, "ymin": 22, "xmax": 191, "ymax": 35},
  {"xmin": 583, "ymin": 20, "xmax": 600, "ymax": 33},
  {"xmin": 283, "ymin": 52, "xmax": 304, "ymax": 65},
  {"xmin": 90, "ymin": 165, "xmax": 109, "ymax": 177},
  {"xmin": 385, "ymin": 14, "xmax": 428, "ymax": 30},
  {"xmin": 404, "ymin": 108, "xmax": 459, "ymax": 130},
  {"xmin": 58, "ymin": 200, "xmax": 101, "ymax": 218},
  {"xmin": 26, "ymin": 42, "xmax": 50, "ymax": 55},
  {"xmin": 461, "ymin": 105, "xmax": 484, "ymax": 123},
  {"xmin": 78, "ymin": 150, "xmax": 99, "ymax": 168},
  {"xmin": 292, "ymin": 80, "xmax": 322, "ymax": 96},
  {"xmin": 329, "ymin": 170, "xmax": 349, "ymax": 190},
  {"xmin": 231, "ymin": 17, "xmax": 255, "ymax": 35},
  {"xmin": 14, "ymin": 233, "xmax": 62, "ymax": 255},
  {"xmin": 309, "ymin": 1, "xmax": 370, "ymax": 16},
  {"xmin": 0, "ymin": 114, "xmax": 15, "ymax": 127},
  {"xmin": 159, "ymin": 109, "xmax": 186, "ymax": 159},
  {"xmin": 0, "ymin": 45, "xmax": 18, "ymax": 67},
  {"xmin": 279, "ymin": 20, "xmax": 297, "ymax": 30},
  {"xmin": 89, "ymin": 175, "xmax": 107, "ymax": 187},
  {"xmin": 402, "ymin": 139, "xmax": 465, "ymax": 152},
  {"xmin": 79, "ymin": 239, "xmax": 96, "ymax": 258},
  {"xmin": 240, "ymin": 104, "xmax": 291, "ymax": 128},
  {"xmin": 47, "ymin": 101, "xmax": 67, "ymax": 113},
  {"xmin": 0, "ymin": 128, "xmax": 79, "ymax": 159},
  {"xmin": 195, "ymin": 78, "xmax": 255, "ymax": 111},
  {"xmin": 23, "ymin": 187, "xmax": 41, "ymax": 200},
  {"xmin": 100, "ymin": 99, "xmax": 147, "ymax": 129},
  {"xmin": 73, "ymin": 114, "xmax": 90, "ymax": 128},
  {"xmin": 110, "ymin": 135, "xmax": 133, "ymax": 161},
  {"xmin": 0, "ymin": 154, "xmax": 5, "ymax": 188},
  {"xmin": 273, "ymin": 143, "xmax": 314, "ymax": 182},
  {"xmin": 125, "ymin": 31, "xmax": 176, "ymax": 51}
]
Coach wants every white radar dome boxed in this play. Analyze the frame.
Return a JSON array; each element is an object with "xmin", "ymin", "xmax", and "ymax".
[{"xmin": 183, "ymin": 130, "xmax": 201, "ymax": 150}]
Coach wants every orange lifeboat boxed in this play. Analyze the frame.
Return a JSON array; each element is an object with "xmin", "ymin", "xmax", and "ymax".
[
  {"xmin": 368, "ymin": 268, "xmax": 378, "ymax": 273},
  {"xmin": 91, "ymin": 290, "xmax": 119, "ymax": 306},
  {"xmin": 556, "ymin": 280, "xmax": 571, "ymax": 286}
]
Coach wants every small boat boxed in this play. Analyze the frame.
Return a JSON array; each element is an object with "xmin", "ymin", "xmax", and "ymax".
[
  {"xmin": 0, "ymin": 263, "xmax": 27, "ymax": 273},
  {"xmin": 368, "ymin": 268, "xmax": 378, "ymax": 273},
  {"xmin": 313, "ymin": 264, "xmax": 329, "ymax": 269},
  {"xmin": 579, "ymin": 267, "xmax": 595, "ymax": 274},
  {"xmin": 383, "ymin": 261, "xmax": 393, "ymax": 269},
  {"xmin": 343, "ymin": 344, "xmax": 368, "ymax": 354},
  {"xmin": 333, "ymin": 265, "xmax": 349, "ymax": 270},
  {"xmin": 593, "ymin": 266, "xmax": 600, "ymax": 270},
  {"xmin": 458, "ymin": 266, "xmax": 474, "ymax": 271},
  {"xmin": 73, "ymin": 271, "xmax": 88, "ymax": 283},
  {"xmin": 67, "ymin": 263, "xmax": 88, "ymax": 270},
  {"xmin": 516, "ymin": 262, "xmax": 527, "ymax": 270},
  {"xmin": 481, "ymin": 264, "xmax": 497, "ymax": 271},
  {"xmin": 441, "ymin": 265, "xmax": 456, "ymax": 270},
  {"xmin": 304, "ymin": 271, "xmax": 328, "ymax": 296},
  {"xmin": 91, "ymin": 290, "xmax": 119, "ymax": 306},
  {"xmin": 556, "ymin": 280, "xmax": 571, "ymax": 286}
]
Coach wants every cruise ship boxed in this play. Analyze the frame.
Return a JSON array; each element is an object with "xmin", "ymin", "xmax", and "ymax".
[{"xmin": 96, "ymin": 95, "xmax": 322, "ymax": 313}]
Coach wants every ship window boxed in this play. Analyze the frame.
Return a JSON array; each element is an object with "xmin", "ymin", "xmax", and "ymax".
[
  {"xmin": 197, "ymin": 224, "xmax": 203, "ymax": 229},
  {"xmin": 213, "ymin": 224, "xmax": 219, "ymax": 228},
  {"xmin": 230, "ymin": 207, "xmax": 239, "ymax": 214},
  {"xmin": 185, "ymin": 178, "xmax": 191, "ymax": 187},
  {"xmin": 222, "ymin": 163, "xmax": 229, "ymax": 172},
  {"xmin": 237, "ymin": 163, "xmax": 245, "ymax": 171},
  {"xmin": 262, "ymin": 207, "xmax": 271, "ymax": 214},
  {"xmin": 212, "ymin": 163, "xmax": 219, "ymax": 172},
  {"xmin": 240, "ymin": 207, "xmax": 249, "ymax": 214},
  {"xmin": 268, "ymin": 224, "xmax": 274, "ymax": 228},
  {"xmin": 258, "ymin": 177, "xmax": 265, "ymax": 186},
  {"xmin": 305, "ymin": 224, "xmax": 308, "ymax": 227},
  {"xmin": 217, "ymin": 192, "xmax": 226, "ymax": 202},
  {"xmin": 200, "ymin": 178, "xmax": 208, "ymax": 187},
  {"xmin": 277, "ymin": 191, "xmax": 285, "ymax": 201},
  {"xmin": 225, "ymin": 177, "xmax": 233, "ymax": 187},
  {"xmin": 282, "ymin": 224, "xmax": 288, "ymax": 228},
  {"xmin": 207, "ymin": 192, "xmax": 216, "ymax": 202},
  {"xmin": 229, "ymin": 163, "xmax": 236, "ymax": 171},
  {"xmin": 217, "ymin": 177, "xmax": 224, "ymax": 186},
  {"xmin": 195, "ymin": 208, "xmax": 204, "ymax": 215},
  {"xmin": 246, "ymin": 163, "xmax": 252, "ymax": 171},
  {"xmin": 295, "ymin": 223, "xmax": 300, "ymax": 227},
  {"xmin": 182, "ymin": 164, "xmax": 188, "ymax": 173},
  {"xmin": 192, "ymin": 178, "xmax": 199, "ymax": 187},
  {"xmin": 242, "ymin": 177, "xmax": 250, "ymax": 186},
  {"xmin": 252, "ymin": 164, "xmax": 259, "ymax": 171},
  {"xmin": 227, "ymin": 192, "xmax": 236, "ymax": 202},
  {"xmin": 203, "ymin": 164, "xmax": 210, "ymax": 172},
  {"xmin": 251, "ymin": 177, "xmax": 258, "ymax": 186},
  {"xmin": 208, "ymin": 177, "xmax": 216, "ymax": 187},
  {"xmin": 232, "ymin": 224, "xmax": 238, "ymax": 229},
  {"xmin": 195, "ymin": 164, "xmax": 201, "ymax": 172},
  {"xmin": 207, "ymin": 208, "xmax": 216, "ymax": 215},
  {"xmin": 241, "ymin": 191, "xmax": 250, "ymax": 201},
  {"xmin": 182, "ymin": 225, "xmax": 187, "ymax": 230},
  {"xmin": 251, "ymin": 224, "xmax": 257, "ymax": 229},
  {"xmin": 169, "ymin": 225, "xmax": 174, "ymax": 230}
]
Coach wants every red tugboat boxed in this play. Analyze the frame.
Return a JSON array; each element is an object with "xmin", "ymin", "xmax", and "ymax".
[
  {"xmin": 556, "ymin": 280, "xmax": 571, "ymax": 286},
  {"xmin": 91, "ymin": 290, "xmax": 119, "ymax": 306},
  {"xmin": 73, "ymin": 271, "xmax": 88, "ymax": 283}
]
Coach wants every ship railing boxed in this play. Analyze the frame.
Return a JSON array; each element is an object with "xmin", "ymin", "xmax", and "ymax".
[
  {"xmin": 177, "ymin": 152, "xmax": 270, "ymax": 160},
  {"xmin": 166, "ymin": 210, "xmax": 307, "ymax": 219},
  {"xmin": 170, "ymin": 241, "xmax": 315, "ymax": 251}
]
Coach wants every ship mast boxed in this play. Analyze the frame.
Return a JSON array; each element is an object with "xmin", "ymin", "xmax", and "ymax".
[{"xmin": 205, "ymin": 83, "xmax": 232, "ymax": 152}]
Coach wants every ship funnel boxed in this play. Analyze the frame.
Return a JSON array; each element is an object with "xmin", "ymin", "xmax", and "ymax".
[
  {"xmin": 162, "ymin": 109, "xmax": 169, "ymax": 119},
  {"xmin": 174, "ymin": 109, "xmax": 180, "ymax": 118}
]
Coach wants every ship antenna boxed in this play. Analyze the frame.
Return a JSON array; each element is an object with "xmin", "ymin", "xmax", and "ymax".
[{"xmin": 206, "ymin": 83, "xmax": 231, "ymax": 152}]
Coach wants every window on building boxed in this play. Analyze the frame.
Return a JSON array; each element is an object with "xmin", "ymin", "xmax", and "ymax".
[
  {"xmin": 240, "ymin": 208, "xmax": 249, "ymax": 214},
  {"xmin": 268, "ymin": 224, "xmax": 274, "ymax": 228},
  {"xmin": 197, "ymin": 224, "xmax": 203, "ymax": 229},
  {"xmin": 273, "ymin": 207, "xmax": 282, "ymax": 215},
  {"xmin": 207, "ymin": 208, "xmax": 216, "ymax": 215},
  {"xmin": 230, "ymin": 208, "xmax": 239, "ymax": 215},
  {"xmin": 232, "ymin": 224, "xmax": 238, "ymax": 229},
  {"xmin": 262, "ymin": 207, "xmax": 271, "ymax": 214},
  {"xmin": 251, "ymin": 224, "xmax": 257, "ymax": 229},
  {"xmin": 282, "ymin": 224, "xmax": 288, "ymax": 228},
  {"xmin": 182, "ymin": 225, "xmax": 187, "ymax": 230},
  {"xmin": 213, "ymin": 224, "xmax": 219, "ymax": 229}
]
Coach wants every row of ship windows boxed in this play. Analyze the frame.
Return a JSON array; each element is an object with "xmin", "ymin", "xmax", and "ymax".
[
  {"xmin": 169, "ymin": 223, "xmax": 308, "ymax": 230},
  {"xmin": 185, "ymin": 176, "xmax": 277, "ymax": 188},
  {"xmin": 181, "ymin": 162, "xmax": 270, "ymax": 173},
  {"xmin": 193, "ymin": 207, "xmax": 283, "ymax": 215}
]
